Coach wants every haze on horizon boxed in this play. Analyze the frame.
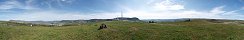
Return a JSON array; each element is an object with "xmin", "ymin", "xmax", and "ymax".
[{"xmin": 0, "ymin": 0, "xmax": 244, "ymax": 21}]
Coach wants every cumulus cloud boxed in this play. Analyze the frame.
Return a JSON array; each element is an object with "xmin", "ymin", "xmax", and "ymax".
[
  {"xmin": 242, "ymin": 6, "xmax": 244, "ymax": 10},
  {"xmin": 122, "ymin": 10, "xmax": 217, "ymax": 19},
  {"xmin": 0, "ymin": 0, "xmax": 74, "ymax": 10},
  {"xmin": 9, "ymin": 11, "xmax": 80, "ymax": 21},
  {"xmin": 116, "ymin": 0, "xmax": 244, "ymax": 20},
  {"xmin": 210, "ymin": 6, "xmax": 226, "ymax": 15},
  {"xmin": 8, "ymin": 10, "xmax": 120, "ymax": 21},
  {"xmin": 120, "ymin": 4, "xmax": 244, "ymax": 20},
  {"xmin": 152, "ymin": 0, "xmax": 184, "ymax": 11},
  {"xmin": 0, "ymin": 0, "xmax": 22, "ymax": 9},
  {"xmin": 2, "ymin": 0, "xmax": 244, "ymax": 21},
  {"xmin": 7, "ymin": 5, "xmax": 244, "ymax": 21},
  {"xmin": 0, "ymin": 0, "xmax": 37, "ymax": 10}
]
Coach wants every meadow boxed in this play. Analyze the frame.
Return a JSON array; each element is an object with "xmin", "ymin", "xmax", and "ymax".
[{"xmin": 0, "ymin": 20, "xmax": 244, "ymax": 40}]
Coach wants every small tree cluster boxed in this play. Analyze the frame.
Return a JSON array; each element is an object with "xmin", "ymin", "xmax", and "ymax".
[
  {"xmin": 98, "ymin": 23, "xmax": 107, "ymax": 30},
  {"xmin": 148, "ymin": 21, "xmax": 156, "ymax": 23}
]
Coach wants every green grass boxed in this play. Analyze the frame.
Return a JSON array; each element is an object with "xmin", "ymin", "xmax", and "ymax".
[{"xmin": 0, "ymin": 20, "xmax": 244, "ymax": 40}]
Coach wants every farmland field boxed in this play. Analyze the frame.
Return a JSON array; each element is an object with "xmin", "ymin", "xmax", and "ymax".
[{"xmin": 0, "ymin": 20, "xmax": 244, "ymax": 40}]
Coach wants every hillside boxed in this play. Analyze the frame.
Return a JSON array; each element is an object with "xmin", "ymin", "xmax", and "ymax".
[{"xmin": 0, "ymin": 19, "xmax": 244, "ymax": 40}]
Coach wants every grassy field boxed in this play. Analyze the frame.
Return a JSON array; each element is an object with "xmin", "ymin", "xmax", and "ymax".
[{"xmin": 0, "ymin": 20, "xmax": 244, "ymax": 40}]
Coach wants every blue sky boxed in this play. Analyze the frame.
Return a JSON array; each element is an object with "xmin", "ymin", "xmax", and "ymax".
[{"xmin": 0, "ymin": 0, "xmax": 244, "ymax": 21}]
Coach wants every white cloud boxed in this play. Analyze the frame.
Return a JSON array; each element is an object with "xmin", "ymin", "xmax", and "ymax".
[
  {"xmin": 146, "ymin": 0, "xmax": 155, "ymax": 4},
  {"xmin": 7, "ymin": 5, "xmax": 244, "ymax": 21},
  {"xmin": 0, "ymin": 0, "xmax": 74, "ymax": 10},
  {"xmin": 152, "ymin": 0, "xmax": 184, "ymax": 11},
  {"xmin": 24, "ymin": 0, "xmax": 37, "ymax": 9},
  {"xmin": 241, "ymin": 6, "xmax": 244, "ymax": 10},
  {"xmin": 122, "ymin": 10, "xmax": 221, "ymax": 19},
  {"xmin": 0, "ymin": 0, "xmax": 37, "ymax": 10},
  {"xmin": 10, "ymin": 11, "xmax": 82, "ymax": 21},
  {"xmin": 2, "ymin": 0, "xmax": 244, "ymax": 21},
  {"xmin": 8, "ymin": 10, "xmax": 121, "ymax": 21},
  {"xmin": 119, "ymin": 5, "xmax": 244, "ymax": 20},
  {"xmin": 0, "ymin": 0, "xmax": 22, "ymax": 9},
  {"xmin": 61, "ymin": 0, "xmax": 66, "ymax": 1},
  {"xmin": 106, "ymin": 0, "xmax": 244, "ymax": 20},
  {"xmin": 210, "ymin": 6, "xmax": 226, "ymax": 15}
]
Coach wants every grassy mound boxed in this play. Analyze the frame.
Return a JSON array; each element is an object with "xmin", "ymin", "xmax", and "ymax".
[{"xmin": 0, "ymin": 20, "xmax": 244, "ymax": 40}]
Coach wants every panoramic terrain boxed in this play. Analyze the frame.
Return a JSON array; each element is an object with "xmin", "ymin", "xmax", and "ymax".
[
  {"xmin": 0, "ymin": 19, "xmax": 244, "ymax": 40},
  {"xmin": 1, "ymin": 0, "xmax": 244, "ymax": 40}
]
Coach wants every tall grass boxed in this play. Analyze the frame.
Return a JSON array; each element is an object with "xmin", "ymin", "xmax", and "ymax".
[{"xmin": 0, "ymin": 20, "xmax": 244, "ymax": 40}]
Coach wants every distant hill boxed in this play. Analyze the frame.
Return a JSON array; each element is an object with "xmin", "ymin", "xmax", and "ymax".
[
  {"xmin": 8, "ymin": 17, "xmax": 141, "ymax": 25},
  {"xmin": 141, "ymin": 18, "xmax": 244, "ymax": 23},
  {"xmin": 141, "ymin": 19, "xmax": 190, "ymax": 22}
]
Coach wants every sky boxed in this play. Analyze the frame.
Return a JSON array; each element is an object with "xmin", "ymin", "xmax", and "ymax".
[{"xmin": 0, "ymin": 0, "xmax": 244, "ymax": 21}]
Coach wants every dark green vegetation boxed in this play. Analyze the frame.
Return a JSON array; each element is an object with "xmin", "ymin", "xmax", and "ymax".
[{"xmin": 0, "ymin": 19, "xmax": 244, "ymax": 40}]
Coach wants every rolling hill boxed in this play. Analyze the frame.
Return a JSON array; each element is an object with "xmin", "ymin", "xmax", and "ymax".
[{"xmin": 0, "ymin": 19, "xmax": 244, "ymax": 40}]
